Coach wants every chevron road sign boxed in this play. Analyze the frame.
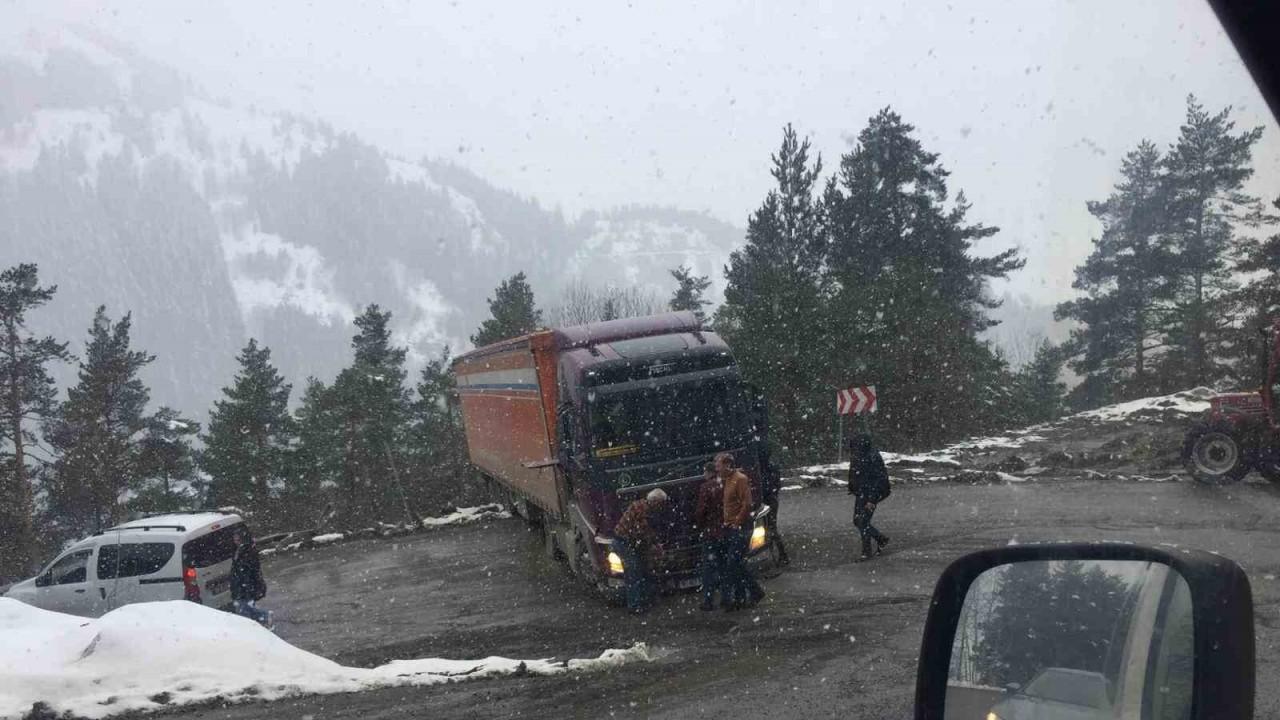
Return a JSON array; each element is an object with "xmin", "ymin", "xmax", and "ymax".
[{"xmin": 836, "ymin": 385, "xmax": 877, "ymax": 415}]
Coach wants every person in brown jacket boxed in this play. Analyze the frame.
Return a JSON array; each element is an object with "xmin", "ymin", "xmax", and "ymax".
[
  {"xmin": 613, "ymin": 488, "xmax": 668, "ymax": 613},
  {"xmin": 717, "ymin": 452, "xmax": 765, "ymax": 610},
  {"xmin": 694, "ymin": 462, "xmax": 727, "ymax": 611}
]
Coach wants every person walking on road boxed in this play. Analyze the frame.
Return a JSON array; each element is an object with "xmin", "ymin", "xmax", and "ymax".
[
  {"xmin": 848, "ymin": 433, "xmax": 892, "ymax": 561},
  {"xmin": 718, "ymin": 452, "xmax": 765, "ymax": 610},
  {"xmin": 613, "ymin": 488, "xmax": 669, "ymax": 614},
  {"xmin": 230, "ymin": 527, "xmax": 272, "ymax": 628},
  {"xmin": 694, "ymin": 462, "xmax": 727, "ymax": 611}
]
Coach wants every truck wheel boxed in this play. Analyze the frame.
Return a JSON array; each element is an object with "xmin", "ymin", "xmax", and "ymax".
[{"xmin": 1183, "ymin": 423, "xmax": 1251, "ymax": 484}]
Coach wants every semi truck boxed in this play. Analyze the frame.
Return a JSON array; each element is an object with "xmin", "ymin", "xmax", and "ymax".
[{"xmin": 452, "ymin": 311, "xmax": 773, "ymax": 595}]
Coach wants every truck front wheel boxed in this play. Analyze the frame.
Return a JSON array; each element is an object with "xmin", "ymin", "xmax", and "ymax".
[{"xmin": 1183, "ymin": 422, "xmax": 1251, "ymax": 484}]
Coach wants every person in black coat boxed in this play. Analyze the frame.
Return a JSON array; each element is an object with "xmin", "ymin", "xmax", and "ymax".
[
  {"xmin": 848, "ymin": 433, "xmax": 891, "ymax": 560},
  {"xmin": 230, "ymin": 527, "xmax": 272, "ymax": 628}
]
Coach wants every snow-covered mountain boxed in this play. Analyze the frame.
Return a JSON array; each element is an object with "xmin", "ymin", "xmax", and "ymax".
[{"xmin": 0, "ymin": 25, "xmax": 743, "ymax": 418}]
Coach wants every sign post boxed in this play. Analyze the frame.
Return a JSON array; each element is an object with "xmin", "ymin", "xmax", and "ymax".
[{"xmin": 835, "ymin": 385, "xmax": 877, "ymax": 462}]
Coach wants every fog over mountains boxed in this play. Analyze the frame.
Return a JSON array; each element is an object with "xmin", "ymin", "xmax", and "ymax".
[{"xmin": 0, "ymin": 26, "xmax": 749, "ymax": 417}]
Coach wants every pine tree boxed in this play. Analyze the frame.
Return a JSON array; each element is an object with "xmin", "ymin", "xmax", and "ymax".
[
  {"xmin": 330, "ymin": 305, "xmax": 413, "ymax": 525},
  {"xmin": 601, "ymin": 296, "xmax": 619, "ymax": 321},
  {"xmin": 287, "ymin": 377, "xmax": 337, "ymax": 521},
  {"xmin": 1230, "ymin": 196, "xmax": 1280, "ymax": 386},
  {"xmin": 471, "ymin": 272, "xmax": 542, "ymax": 346},
  {"xmin": 1015, "ymin": 341, "xmax": 1067, "ymax": 425},
  {"xmin": 46, "ymin": 307, "xmax": 154, "ymax": 537},
  {"xmin": 0, "ymin": 263, "xmax": 70, "ymax": 578},
  {"xmin": 1159, "ymin": 96, "xmax": 1266, "ymax": 387},
  {"xmin": 668, "ymin": 265, "xmax": 712, "ymax": 321},
  {"xmin": 718, "ymin": 124, "xmax": 830, "ymax": 462},
  {"xmin": 1056, "ymin": 141, "xmax": 1175, "ymax": 402},
  {"xmin": 200, "ymin": 339, "xmax": 295, "ymax": 515},
  {"xmin": 406, "ymin": 348, "xmax": 475, "ymax": 508},
  {"xmin": 824, "ymin": 109, "xmax": 1023, "ymax": 448},
  {"xmin": 133, "ymin": 407, "xmax": 200, "ymax": 514}
]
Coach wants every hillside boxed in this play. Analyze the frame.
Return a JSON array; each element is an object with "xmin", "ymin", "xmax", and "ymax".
[{"xmin": 0, "ymin": 25, "xmax": 744, "ymax": 417}]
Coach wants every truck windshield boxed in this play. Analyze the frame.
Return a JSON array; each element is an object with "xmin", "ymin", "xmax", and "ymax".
[{"xmin": 589, "ymin": 378, "xmax": 750, "ymax": 457}]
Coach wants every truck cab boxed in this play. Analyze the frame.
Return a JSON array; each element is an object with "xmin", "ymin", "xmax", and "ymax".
[{"xmin": 454, "ymin": 312, "xmax": 772, "ymax": 595}]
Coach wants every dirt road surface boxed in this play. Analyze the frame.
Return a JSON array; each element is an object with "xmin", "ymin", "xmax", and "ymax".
[{"xmin": 136, "ymin": 474, "xmax": 1280, "ymax": 720}]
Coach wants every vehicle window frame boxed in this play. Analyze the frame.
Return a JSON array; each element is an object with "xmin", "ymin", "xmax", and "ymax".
[
  {"xmin": 45, "ymin": 549, "xmax": 93, "ymax": 586},
  {"xmin": 1143, "ymin": 571, "xmax": 1195, "ymax": 720}
]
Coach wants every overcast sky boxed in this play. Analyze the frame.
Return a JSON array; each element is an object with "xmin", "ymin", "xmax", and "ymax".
[{"xmin": 8, "ymin": 0, "xmax": 1280, "ymax": 303}]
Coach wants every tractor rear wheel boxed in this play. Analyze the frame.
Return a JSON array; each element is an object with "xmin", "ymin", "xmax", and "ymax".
[{"xmin": 1183, "ymin": 422, "xmax": 1251, "ymax": 484}]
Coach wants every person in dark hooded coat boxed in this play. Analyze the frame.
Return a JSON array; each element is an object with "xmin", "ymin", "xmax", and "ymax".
[
  {"xmin": 847, "ymin": 433, "xmax": 891, "ymax": 560},
  {"xmin": 230, "ymin": 527, "xmax": 272, "ymax": 627}
]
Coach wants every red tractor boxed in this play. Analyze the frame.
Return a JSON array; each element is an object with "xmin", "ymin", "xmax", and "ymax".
[{"xmin": 1183, "ymin": 319, "xmax": 1280, "ymax": 484}]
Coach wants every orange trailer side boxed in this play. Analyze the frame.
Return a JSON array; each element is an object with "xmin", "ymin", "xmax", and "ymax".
[{"xmin": 454, "ymin": 332, "xmax": 562, "ymax": 518}]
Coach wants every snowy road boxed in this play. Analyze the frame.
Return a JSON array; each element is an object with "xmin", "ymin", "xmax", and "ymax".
[{"xmin": 131, "ymin": 475, "xmax": 1280, "ymax": 720}]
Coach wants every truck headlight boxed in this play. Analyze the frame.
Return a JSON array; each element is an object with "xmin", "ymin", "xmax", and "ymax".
[
  {"xmin": 749, "ymin": 524, "xmax": 767, "ymax": 552},
  {"xmin": 607, "ymin": 551, "xmax": 625, "ymax": 575}
]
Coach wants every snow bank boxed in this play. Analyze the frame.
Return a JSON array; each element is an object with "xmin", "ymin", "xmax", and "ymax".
[
  {"xmin": 421, "ymin": 503, "xmax": 512, "ymax": 528},
  {"xmin": 1073, "ymin": 387, "xmax": 1213, "ymax": 423},
  {"xmin": 262, "ymin": 505, "xmax": 515, "ymax": 557},
  {"xmin": 0, "ymin": 599, "xmax": 650, "ymax": 719}
]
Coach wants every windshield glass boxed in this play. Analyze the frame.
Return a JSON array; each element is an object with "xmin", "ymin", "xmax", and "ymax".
[{"xmin": 589, "ymin": 378, "xmax": 749, "ymax": 457}]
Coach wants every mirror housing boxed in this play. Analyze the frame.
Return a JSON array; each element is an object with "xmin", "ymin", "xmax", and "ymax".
[
  {"xmin": 914, "ymin": 543, "xmax": 1254, "ymax": 720},
  {"xmin": 34, "ymin": 572, "xmax": 51, "ymax": 588}
]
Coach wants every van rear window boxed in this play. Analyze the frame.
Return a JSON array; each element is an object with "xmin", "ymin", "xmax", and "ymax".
[
  {"xmin": 98, "ymin": 543, "xmax": 175, "ymax": 579},
  {"xmin": 182, "ymin": 524, "xmax": 248, "ymax": 568}
]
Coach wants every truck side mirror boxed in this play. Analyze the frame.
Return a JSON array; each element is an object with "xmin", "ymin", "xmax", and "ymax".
[{"xmin": 914, "ymin": 543, "xmax": 1254, "ymax": 720}]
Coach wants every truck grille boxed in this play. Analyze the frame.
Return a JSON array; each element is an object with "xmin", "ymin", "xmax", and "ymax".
[{"xmin": 655, "ymin": 541, "xmax": 705, "ymax": 577}]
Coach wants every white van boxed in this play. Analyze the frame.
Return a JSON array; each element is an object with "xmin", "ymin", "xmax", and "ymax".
[{"xmin": 4, "ymin": 512, "xmax": 249, "ymax": 617}]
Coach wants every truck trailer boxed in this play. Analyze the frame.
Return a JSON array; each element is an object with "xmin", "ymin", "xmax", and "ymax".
[{"xmin": 452, "ymin": 311, "xmax": 773, "ymax": 595}]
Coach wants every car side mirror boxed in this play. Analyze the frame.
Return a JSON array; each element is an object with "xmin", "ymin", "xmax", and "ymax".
[
  {"xmin": 914, "ymin": 543, "xmax": 1254, "ymax": 720},
  {"xmin": 34, "ymin": 572, "xmax": 50, "ymax": 588}
]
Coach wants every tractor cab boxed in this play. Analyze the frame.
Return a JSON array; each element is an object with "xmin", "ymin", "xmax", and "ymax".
[{"xmin": 1183, "ymin": 319, "xmax": 1280, "ymax": 484}]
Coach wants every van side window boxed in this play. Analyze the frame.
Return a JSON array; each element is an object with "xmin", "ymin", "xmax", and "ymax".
[
  {"xmin": 98, "ymin": 543, "xmax": 176, "ymax": 579},
  {"xmin": 49, "ymin": 550, "xmax": 92, "ymax": 585}
]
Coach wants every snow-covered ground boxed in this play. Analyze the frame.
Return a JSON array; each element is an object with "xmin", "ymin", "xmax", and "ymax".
[
  {"xmin": 791, "ymin": 388, "xmax": 1214, "ymax": 486},
  {"xmin": 0, "ymin": 599, "xmax": 650, "ymax": 719},
  {"xmin": 1072, "ymin": 386, "xmax": 1215, "ymax": 422}
]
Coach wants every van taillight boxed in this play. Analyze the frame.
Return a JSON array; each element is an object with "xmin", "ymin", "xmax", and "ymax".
[{"xmin": 183, "ymin": 566, "xmax": 201, "ymax": 603}]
